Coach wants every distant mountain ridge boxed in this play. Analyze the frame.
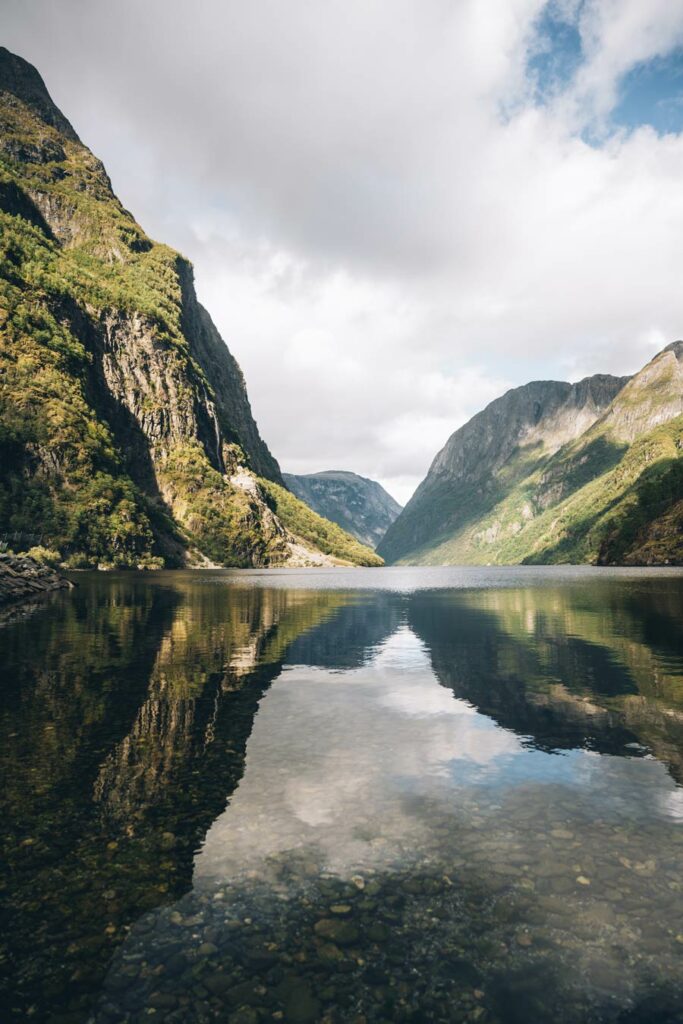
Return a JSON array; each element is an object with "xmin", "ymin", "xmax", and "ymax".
[
  {"xmin": 0, "ymin": 47, "xmax": 381, "ymax": 568},
  {"xmin": 284, "ymin": 470, "xmax": 402, "ymax": 549},
  {"xmin": 379, "ymin": 345, "xmax": 683, "ymax": 566}
]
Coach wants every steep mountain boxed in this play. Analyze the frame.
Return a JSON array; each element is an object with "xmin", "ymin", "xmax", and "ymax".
[
  {"xmin": 283, "ymin": 470, "xmax": 402, "ymax": 548},
  {"xmin": 379, "ymin": 344, "xmax": 683, "ymax": 566},
  {"xmin": 379, "ymin": 373, "xmax": 628, "ymax": 563},
  {"xmin": 0, "ymin": 48, "xmax": 381, "ymax": 568}
]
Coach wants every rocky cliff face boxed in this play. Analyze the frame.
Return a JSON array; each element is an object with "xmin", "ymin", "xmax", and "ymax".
[
  {"xmin": 378, "ymin": 374, "xmax": 628, "ymax": 563},
  {"xmin": 283, "ymin": 470, "xmax": 401, "ymax": 548},
  {"xmin": 0, "ymin": 48, "xmax": 379, "ymax": 568},
  {"xmin": 598, "ymin": 340, "xmax": 683, "ymax": 443},
  {"xmin": 380, "ymin": 344, "xmax": 683, "ymax": 566}
]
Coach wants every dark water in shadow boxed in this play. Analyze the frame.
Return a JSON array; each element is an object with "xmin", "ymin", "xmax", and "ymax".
[{"xmin": 2, "ymin": 567, "xmax": 683, "ymax": 1023}]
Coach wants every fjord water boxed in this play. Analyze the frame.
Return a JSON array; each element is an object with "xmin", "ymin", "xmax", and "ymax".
[{"xmin": 3, "ymin": 570, "xmax": 683, "ymax": 1023}]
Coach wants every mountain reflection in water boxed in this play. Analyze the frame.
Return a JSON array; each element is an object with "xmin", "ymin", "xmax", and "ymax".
[{"xmin": 2, "ymin": 568, "xmax": 683, "ymax": 1023}]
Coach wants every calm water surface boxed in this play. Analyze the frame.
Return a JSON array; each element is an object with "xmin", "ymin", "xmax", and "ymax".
[{"xmin": 3, "ymin": 567, "xmax": 683, "ymax": 1023}]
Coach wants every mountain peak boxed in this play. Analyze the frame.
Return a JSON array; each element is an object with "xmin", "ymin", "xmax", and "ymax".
[
  {"xmin": 0, "ymin": 46, "xmax": 79, "ymax": 141},
  {"xmin": 662, "ymin": 340, "xmax": 683, "ymax": 362}
]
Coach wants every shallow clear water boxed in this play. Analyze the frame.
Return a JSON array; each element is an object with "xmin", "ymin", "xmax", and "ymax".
[{"xmin": 3, "ymin": 567, "xmax": 683, "ymax": 1023}]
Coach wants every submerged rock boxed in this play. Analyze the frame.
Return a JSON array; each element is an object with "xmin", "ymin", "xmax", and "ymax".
[{"xmin": 313, "ymin": 919, "xmax": 360, "ymax": 946}]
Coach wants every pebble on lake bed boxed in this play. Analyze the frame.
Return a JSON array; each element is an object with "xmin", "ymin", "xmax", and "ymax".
[{"xmin": 313, "ymin": 918, "xmax": 360, "ymax": 946}]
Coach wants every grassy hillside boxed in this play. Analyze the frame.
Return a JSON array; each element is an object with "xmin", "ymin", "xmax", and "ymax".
[
  {"xmin": 389, "ymin": 345, "xmax": 683, "ymax": 566},
  {"xmin": 412, "ymin": 416, "xmax": 682, "ymax": 566},
  {"xmin": 378, "ymin": 375, "xmax": 627, "ymax": 565}
]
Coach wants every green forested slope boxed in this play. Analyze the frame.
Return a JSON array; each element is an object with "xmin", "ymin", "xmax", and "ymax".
[{"xmin": 0, "ymin": 48, "xmax": 379, "ymax": 568}]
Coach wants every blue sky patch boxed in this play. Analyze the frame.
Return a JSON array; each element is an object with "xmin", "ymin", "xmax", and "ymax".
[
  {"xmin": 612, "ymin": 50, "xmax": 683, "ymax": 135},
  {"xmin": 527, "ymin": 3, "xmax": 584, "ymax": 101},
  {"xmin": 528, "ymin": 3, "xmax": 683, "ymax": 137}
]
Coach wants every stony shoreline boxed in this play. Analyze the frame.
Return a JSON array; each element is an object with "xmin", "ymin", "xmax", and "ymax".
[{"xmin": 0, "ymin": 553, "xmax": 73, "ymax": 607}]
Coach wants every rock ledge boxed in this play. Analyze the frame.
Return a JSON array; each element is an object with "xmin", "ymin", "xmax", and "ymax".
[{"xmin": 0, "ymin": 553, "xmax": 73, "ymax": 606}]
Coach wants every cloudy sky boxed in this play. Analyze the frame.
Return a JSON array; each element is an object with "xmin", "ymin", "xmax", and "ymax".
[{"xmin": 5, "ymin": 1, "xmax": 683, "ymax": 503}]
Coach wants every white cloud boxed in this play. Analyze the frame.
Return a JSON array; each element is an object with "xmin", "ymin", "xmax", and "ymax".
[
  {"xmin": 570, "ymin": 1, "xmax": 683, "ymax": 124},
  {"xmin": 4, "ymin": 0, "xmax": 683, "ymax": 503}
]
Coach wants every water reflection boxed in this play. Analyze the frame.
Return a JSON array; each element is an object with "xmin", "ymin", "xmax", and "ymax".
[
  {"xmin": 1, "ymin": 578, "xmax": 355, "ymax": 1021},
  {"xmin": 2, "ymin": 570, "xmax": 683, "ymax": 1023},
  {"xmin": 197, "ymin": 625, "xmax": 528, "ymax": 884},
  {"xmin": 410, "ymin": 584, "xmax": 683, "ymax": 777}
]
